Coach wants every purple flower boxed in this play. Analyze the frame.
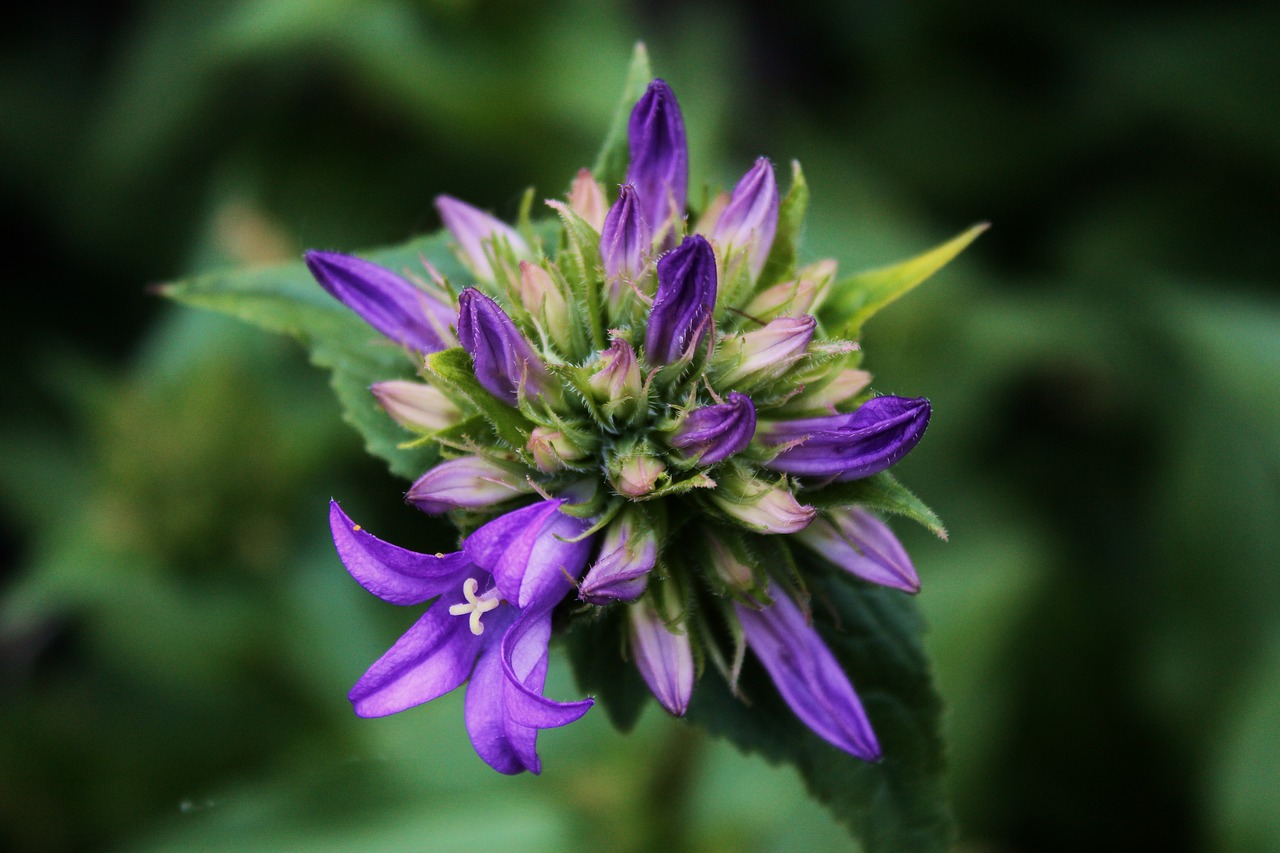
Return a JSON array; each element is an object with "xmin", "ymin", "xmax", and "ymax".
[
  {"xmin": 627, "ymin": 79, "xmax": 688, "ymax": 235},
  {"xmin": 735, "ymin": 585, "xmax": 881, "ymax": 761},
  {"xmin": 629, "ymin": 595, "xmax": 694, "ymax": 716},
  {"xmin": 762, "ymin": 396, "xmax": 931, "ymax": 481},
  {"xmin": 712, "ymin": 157, "xmax": 779, "ymax": 278},
  {"xmin": 670, "ymin": 392, "xmax": 757, "ymax": 465},
  {"xmin": 405, "ymin": 455, "xmax": 533, "ymax": 514},
  {"xmin": 435, "ymin": 195, "xmax": 530, "ymax": 282},
  {"xmin": 457, "ymin": 288, "xmax": 552, "ymax": 405},
  {"xmin": 644, "ymin": 234, "xmax": 718, "ymax": 366},
  {"xmin": 304, "ymin": 250, "xmax": 455, "ymax": 353},
  {"xmin": 796, "ymin": 508, "xmax": 920, "ymax": 593},
  {"xmin": 600, "ymin": 184, "xmax": 652, "ymax": 285},
  {"xmin": 330, "ymin": 500, "xmax": 594, "ymax": 774},
  {"xmin": 579, "ymin": 512, "xmax": 657, "ymax": 604}
]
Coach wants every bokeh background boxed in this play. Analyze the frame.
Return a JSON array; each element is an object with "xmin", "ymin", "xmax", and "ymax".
[{"xmin": 2, "ymin": 1, "xmax": 1278, "ymax": 851}]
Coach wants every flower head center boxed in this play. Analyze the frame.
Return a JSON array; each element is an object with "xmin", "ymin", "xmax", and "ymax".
[{"xmin": 447, "ymin": 577, "xmax": 504, "ymax": 635}]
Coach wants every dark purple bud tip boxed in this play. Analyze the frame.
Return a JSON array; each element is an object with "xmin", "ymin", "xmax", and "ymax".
[
  {"xmin": 764, "ymin": 395, "xmax": 931, "ymax": 481},
  {"xmin": 627, "ymin": 79, "xmax": 689, "ymax": 234},
  {"xmin": 304, "ymin": 250, "xmax": 453, "ymax": 353},
  {"xmin": 670, "ymin": 392, "xmax": 757, "ymax": 465},
  {"xmin": 457, "ymin": 288, "xmax": 549, "ymax": 405},
  {"xmin": 644, "ymin": 234, "xmax": 718, "ymax": 365}
]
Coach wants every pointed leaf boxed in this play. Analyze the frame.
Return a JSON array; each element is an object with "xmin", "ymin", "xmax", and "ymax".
[
  {"xmin": 592, "ymin": 42, "xmax": 653, "ymax": 191},
  {"xmin": 805, "ymin": 472, "xmax": 948, "ymax": 540},
  {"xmin": 160, "ymin": 231, "xmax": 473, "ymax": 479},
  {"xmin": 424, "ymin": 348, "xmax": 536, "ymax": 450},
  {"xmin": 824, "ymin": 223, "xmax": 988, "ymax": 335}
]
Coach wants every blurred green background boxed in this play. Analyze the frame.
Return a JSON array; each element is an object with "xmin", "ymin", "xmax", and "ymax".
[{"xmin": 2, "ymin": 1, "xmax": 1278, "ymax": 851}]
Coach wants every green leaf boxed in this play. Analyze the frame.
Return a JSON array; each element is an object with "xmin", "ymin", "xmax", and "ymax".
[
  {"xmin": 592, "ymin": 42, "xmax": 652, "ymax": 191},
  {"xmin": 161, "ymin": 231, "xmax": 473, "ymax": 480},
  {"xmin": 806, "ymin": 472, "xmax": 948, "ymax": 540},
  {"xmin": 689, "ymin": 556, "xmax": 952, "ymax": 852},
  {"xmin": 756, "ymin": 160, "xmax": 810, "ymax": 289},
  {"xmin": 423, "ymin": 348, "xmax": 535, "ymax": 450},
  {"xmin": 823, "ymin": 223, "xmax": 988, "ymax": 335}
]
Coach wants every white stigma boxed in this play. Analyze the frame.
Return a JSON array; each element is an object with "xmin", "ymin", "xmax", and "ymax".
[{"xmin": 447, "ymin": 577, "xmax": 502, "ymax": 636}]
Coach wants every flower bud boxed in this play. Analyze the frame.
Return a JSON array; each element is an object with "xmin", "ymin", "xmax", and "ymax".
[
  {"xmin": 405, "ymin": 456, "xmax": 532, "ymax": 514},
  {"xmin": 742, "ymin": 277, "xmax": 822, "ymax": 321},
  {"xmin": 304, "ymin": 251, "xmax": 455, "ymax": 353},
  {"xmin": 715, "ymin": 315, "xmax": 815, "ymax": 388},
  {"xmin": 610, "ymin": 450, "xmax": 666, "ymax": 499},
  {"xmin": 518, "ymin": 261, "xmax": 573, "ymax": 353},
  {"xmin": 527, "ymin": 426, "xmax": 589, "ymax": 473},
  {"xmin": 587, "ymin": 337, "xmax": 643, "ymax": 416},
  {"xmin": 629, "ymin": 593, "xmax": 694, "ymax": 716},
  {"xmin": 371, "ymin": 380, "xmax": 461, "ymax": 433},
  {"xmin": 627, "ymin": 79, "xmax": 688, "ymax": 238},
  {"xmin": 762, "ymin": 395, "xmax": 931, "ymax": 481},
  {"xmin": 712, "ymin": 157, "xmax": 779, "ymax": 278},
  {"xmin": 670, "ymin": 392, "xmax": 756, "ymax": 465},
  {"xmin": 796, "ymin": 508, "xmax": 919, "ymax": 593},
  {"xmin": 710, "ymin": 469, "xmax": 814, "ymax": 534},
  {"xmin": 579, "ymin": 511, "xmax": 657, "ymax": 604},
  {"xmin": 600, "ymin": 184, "xmax": 652, "ymax": 295},
  {"xmin": 644, "ymin": 234, "xmax": 717, "ymax": 366},
  {"xmin": 457, "ymin": 288, "xmax": 552, "ymax": 406},
  {"xmin": 568, "ymin": 168, "xmax": 608, "ymax": 231},
  {"xmin": 705, "ymin": 531, "xmax": 756, "ymax": 593},
  {"xmin": 435, "ymin": 195, "xmax": 530, "ymax": 282},
  {"xmin": 786, "ymin": 368, "xmax": 872, "ymax": 413}
]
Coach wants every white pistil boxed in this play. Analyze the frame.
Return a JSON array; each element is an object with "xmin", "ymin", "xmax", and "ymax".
[{"xmin": 447, "ymin": 577, "xmax": 502, "ymax": 635}]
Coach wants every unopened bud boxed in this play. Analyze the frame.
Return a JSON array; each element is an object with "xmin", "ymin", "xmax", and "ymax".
[
  {"xmin": 519, "ymin": 261, "xmax": 573, "ymax": 353},
  {"xmin": 527, "ymin": 426, "xmax": 589, "ymax": 473},
  {"xmin": 435, "ymin": 195, "xmax": 529, "ymax": 283},
  {"xmin": 405, "ymin": 455, "xmax": 532, "ymax": 514},
  {"xmin": 579, "ymin": 511, "xmax": 657, "ymax": 603},
  {"xmin": 710, "ymin": 468, "xmax": 814, "ymax": 534},
  {"xmin": 587, "ymin": 337, "xmax": 643, "ymax": 417},
  {"xmin": 715, "ymin": 315, "xmax": 815, "ymax": 389},
  {"xmin": 371, "ymin": 381, "xmax": 461, "ymax": 433},
  {"xmin": 610, "ymin": 451, "xmax": 666, "ymax": 499},
  {"xmin": 568, "ymin": 168, "xmax": 608, "ymax": 231}
]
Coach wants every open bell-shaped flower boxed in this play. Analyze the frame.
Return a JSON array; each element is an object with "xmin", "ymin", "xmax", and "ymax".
[
  {"xmin": 304, "ymin": 250, "xmax": 456, "ymax": 353},
  {"xmin": 457, "ymin": 288, "xmax": 553, "ymax": 405},
  {"xmin": 735, "ymin": 584, "xmax": 881, "ymax": 761},
  {"xmin": 712, "ymin": 157, "xmax": 779, "ymax": 278},
  {"xmin": 795, "ymin": 508, "xmax": 920, "ymax": 593},
  {"xmin": 627, "ymin": 79, "xmax": 688, "ymax": 238},
  {"xmin": 436, "ymin": 195, "xmax": 530, "ymax": 283},
  {"xmin": 644, "ymin": 234, "xmax": 717, "ymax": 366},
  {"xmin": 761, "ymin": 395, "xmax": 931, "ymax": 481}
]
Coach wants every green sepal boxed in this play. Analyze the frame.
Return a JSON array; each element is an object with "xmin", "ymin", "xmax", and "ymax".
[
  {"xmin": 823, "ymin": 223, "xmax": 988, "ymax": 336},
  {"xmin": 547, "ymin": 200, "xmax": 607, "ymax": 352},
  {"xmin": 755, "ymin": 160, "xmax": 809, "ymax": 290},
  {"xmin": 159, "ymin": 233, "xmax": 471, "ymax": 480},
  {"xmin": 592, "ymin": 42, "xmax": 652, "ymax": 191},
  {"xmin": 423, "ymin": 347, "xmax": 536, "ymax": 450},
  {"xmin": 805, "ymin": 472, "xmax": 948, "ymax": 540}
]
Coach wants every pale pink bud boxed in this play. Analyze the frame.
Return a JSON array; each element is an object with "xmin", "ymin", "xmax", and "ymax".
[
  {"xmin": 435, "ymin": 195, "xmax": 529, "ymax": 282},
  {"xmin": 587, "ymin": 337, "xmax": 643, "ymax": 417},
  {"xmin": 716, "ymin": 315, "xmax": 816, "ymax": 388},
  {"xmin": 519, "ymin": 261, "xmax": 573, "ymax": 352},
  {"xmin": 788, "ymin": 368, "xmax": 873, "ymax": 413},
  {"xmin": 568, "ymin": 169, "xmax": 608, "ymax": 231},
  {"xmin": 579, "ymin": 512, "xmax": 657, "ymax": 603},
  {"xmin": 405, "ymin": 456, "xmax": 532, "ymax": 514},
  {"xmin": 371, "ymin": 381, "xmax": 461, "ymax": 433},
  {"xmin": 611, "ymin": 452, "xmax": 666, "ymax": 499},
  {"xmin": 526, "ymin": 426, "xmax": 589, "ymax": 474},
  {"xmin": 711, "ymin": 470, "xmax": 814, "ymax": 534}
]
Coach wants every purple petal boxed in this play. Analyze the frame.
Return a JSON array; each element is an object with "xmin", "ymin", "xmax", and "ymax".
[
  {"xmin": 797, "ymin": 509, "xmax": 920, "ymax": 593},
  {"xmin": 329, "ymin": 500, "xmax": 471, "ymax": 605},
  {"xmin": 600, "ymin": 183, "xmax": 652, "ymax": 281},
  {"xmin": 712, "ymin": 157, "xmax": 779, "ymax": 277},
  {"xmin": 629, "ymin": 596, "xmax": 694, "ymax": 716},
  {"xmin": 627, "ymin": 79, "xmax": 688, "ymax": 234},
  {"xmin": 457, "ymin": 288, "xmax": 550, "ymax": 405},
  {"xmin": 304, "ymin": 250, "xmax": 453, "ymax": 353},
  {"xmin": 578, "ymin": 515, "xmax": 657, "ymax": 604},
  {"xmin": 464, "ymin": 634, "xmax": 532, "ymax": 774},
  {"xmin": 644, "ymin": 234, "xmax": 718, "ymax": 365},
  {"xmin": 464, "ymin": 500, "xmax": 594, "ymax": 610},
  {"xmin": 735, "ymin": 587, "xmax": 881, "ymax": 760},
  {"xmin": 501, "ymin": 609, "xmax": 594, "ymax": 730},
  {"xmin": 762, "ymin": 396, "xmax": 931, "ymax": 480},
  {"xmin": 670, "ymin": 392, "xmax": 757, "ymax": 465},
  {"xmin": 348, "ymin": 569, "xmax": 493, "ymax": 717},
  {"xmin": 435, "ymin": 195, "xmax": 529, "ymax": 282}
]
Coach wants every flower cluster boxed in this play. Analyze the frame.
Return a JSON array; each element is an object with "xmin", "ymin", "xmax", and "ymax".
[{"xmin": 308, "ymin": 79, "xmax": 932, "ymax": 774}]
